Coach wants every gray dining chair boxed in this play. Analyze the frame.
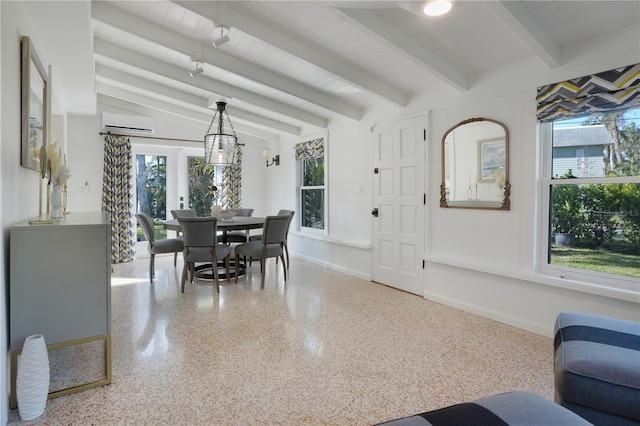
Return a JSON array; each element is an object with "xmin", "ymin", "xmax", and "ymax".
[
  {"xmin": 169, "ymin": 209, "xmax": 197, "ymax": 263},
  {"xmin": 177, "ymin": 216, "xmax": 231, "ymax": 294},
  {"xmin": 135, "ymin": 212, "xmax": 184, "ymax": 283},
  {"xmin": 225, "ymin": 208, "xmax": 255, "ymax": 243},
  {"xmin": 249, "ymin": 209, "xmax": 294, "ymax": 269},
  {"xmin": 170, "ymin": 209, "xmax": 196, "ymax": 220},
  {"xmin": 234, "ymin": 214, "xmax": 291, "ymax": 289}
]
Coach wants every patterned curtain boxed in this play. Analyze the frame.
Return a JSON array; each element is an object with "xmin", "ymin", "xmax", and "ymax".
[
  {"xmin": 295, "ymin": 137, "xmax": 324, "ymax": 160},
  {"xmin": 536, "ymin": 63, "xmax": 640, "ymax": 122},
  {"xmin": 221, "ymin": 145, "xmax": 242, "ymax": 210},
  {"xmin": 102, "ymin": 135, "xmax": 135, "ymax": 263}
]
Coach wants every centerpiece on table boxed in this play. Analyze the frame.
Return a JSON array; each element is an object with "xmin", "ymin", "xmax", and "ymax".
[{"xmin": 208, "ymin": 183, "xmax": 236, "ymax": 220}]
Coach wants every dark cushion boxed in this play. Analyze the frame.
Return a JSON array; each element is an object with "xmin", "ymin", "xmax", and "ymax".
[
  {"xmin": 375, "ymin": 391, "xmax": 592, "ymax": 425},
  {"xmin": 554, "ymin": 312, "xmax": 640, "ymax": 424}
]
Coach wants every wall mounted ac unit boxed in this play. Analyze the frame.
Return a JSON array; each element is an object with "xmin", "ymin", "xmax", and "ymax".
[{"xmin": 101, "ymin": 112, "xmax": 155, "ymax": 135}]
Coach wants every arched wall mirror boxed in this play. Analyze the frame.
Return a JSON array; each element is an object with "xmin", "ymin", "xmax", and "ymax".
[{"xmin": 440, "ymin": 117, "xmax": 510, "ymax": 210}]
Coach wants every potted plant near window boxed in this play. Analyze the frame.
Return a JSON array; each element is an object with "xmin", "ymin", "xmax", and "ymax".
[{"xmin": 551, "ymin": 170, "xmax": 584, "ymax": 247}]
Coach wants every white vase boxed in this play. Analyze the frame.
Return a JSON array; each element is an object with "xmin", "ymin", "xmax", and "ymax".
[
  {"xmin": 16, "ymin": 334, "xmax": 50, "ymax": 421},
  {"xmin": 50, "ymin": 184, "xmax": 63, "ymax": 218}
]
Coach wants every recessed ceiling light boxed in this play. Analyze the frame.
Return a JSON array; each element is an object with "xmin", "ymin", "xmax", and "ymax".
[{"xmin": 423, "ymin": 0, "xmax": 452, "ymax": 17}]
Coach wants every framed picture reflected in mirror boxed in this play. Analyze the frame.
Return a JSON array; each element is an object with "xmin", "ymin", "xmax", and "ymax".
[{"xmin": 21, "ymin": 35, "xmax": 49, "ymax": 172}]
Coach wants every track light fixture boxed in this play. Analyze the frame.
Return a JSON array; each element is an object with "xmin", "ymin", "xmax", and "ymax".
[
  {"xmin": 212, "ymin": 25, "xmax": 230, "ymax": 47},
  {"xmin": 190, "ymin": 60, "xmax": 203, "ymax": 77}
]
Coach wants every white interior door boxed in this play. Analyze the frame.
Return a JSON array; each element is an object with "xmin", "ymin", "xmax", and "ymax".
[{"xmin": 372, "ymin": 115, "xmax": 426, "ymax": 295}]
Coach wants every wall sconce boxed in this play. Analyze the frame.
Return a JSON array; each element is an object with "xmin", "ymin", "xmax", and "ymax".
[{"xmin": 262, "ymin": 148, "xmax": 280, "ymax": 167}]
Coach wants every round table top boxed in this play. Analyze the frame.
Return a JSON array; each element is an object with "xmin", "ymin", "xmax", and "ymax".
[{"xmin": 164, "ymin": 216, "xmax": 265, "ymax": 231}]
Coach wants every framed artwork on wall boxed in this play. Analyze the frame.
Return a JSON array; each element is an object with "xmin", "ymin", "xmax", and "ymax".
[{"xmin": 21, "ymin": 35, "xmax": 49, "ymax": 172}]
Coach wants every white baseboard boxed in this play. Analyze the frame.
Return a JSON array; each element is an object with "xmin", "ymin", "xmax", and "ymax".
[
  {"xmin": 292, "ymin": 254, "xmax": 372, "ymax": 282},
  {"xmin": 423, "ymin": 290, "xmax": 553, "ymax": 337}
]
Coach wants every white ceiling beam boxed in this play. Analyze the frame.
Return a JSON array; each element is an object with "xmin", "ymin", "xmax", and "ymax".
[
  {"xmin": 96, "ymin": 64, "xmax": 208, "ymax": 108},
  {"xmin": 94, "ymin": 38, "xmax": 327, "ymax": 129},
  {"xmin": 97, "ymin": 84, "xmax": 282, "ymax": 141},
  {"xmin": 176, "ymin": 1, "xmax": 407, "ymax": 107},
  {"xmin": 95, "ymin": 64, "xmax": 300, "ymax": 135},
  {"xmin": 485, "ymin": 0, "xmax": 561, "ymax": 68},
  {"xmin": 334, "ymin": 8, "xmax": 467, "ymax": 92},
  {"xmin": 92, "ymin": 2, "xmax": 359, "ymax": 120},
  {"xmin": 94, "ymin": 77, "xmax": 300, "ymax": 136}
]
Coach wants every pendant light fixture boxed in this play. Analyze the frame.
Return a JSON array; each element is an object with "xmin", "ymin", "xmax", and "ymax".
[{"xmin": 204, "ymin": 101, "xmax": 239, "ymax": 167}]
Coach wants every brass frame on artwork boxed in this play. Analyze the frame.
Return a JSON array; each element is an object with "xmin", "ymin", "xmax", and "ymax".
[{"xmin": 10, "ymin": 334, "xmax": 112, "ymax": 409}]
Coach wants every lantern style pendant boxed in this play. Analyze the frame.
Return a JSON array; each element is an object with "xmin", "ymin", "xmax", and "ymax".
[{"xmin": 204, "ymin": 101, "xmax": 239, "ymax": 167}]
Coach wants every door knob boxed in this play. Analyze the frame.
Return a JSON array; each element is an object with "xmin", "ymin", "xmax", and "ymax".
[{"xmin": 371, "ymin": 208, "xmax": 379, "ymax": 217}]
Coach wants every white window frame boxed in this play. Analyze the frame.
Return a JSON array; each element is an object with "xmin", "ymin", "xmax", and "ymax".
[
  {"xmin": 132, "ymin": 148, "xmax": 172, "ymax": 220},
  {"xmin": 295, "ymin": 132, "xmax": 328, "ymax": 236},
  {"xmin": 536, "ymin": 121, "xmax": 639, "ymax": 294}
]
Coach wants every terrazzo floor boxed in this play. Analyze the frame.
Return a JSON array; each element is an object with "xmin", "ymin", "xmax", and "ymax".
[{"xmin": 9, "ymin": 254, "xmax": 554, "ymax": 425}]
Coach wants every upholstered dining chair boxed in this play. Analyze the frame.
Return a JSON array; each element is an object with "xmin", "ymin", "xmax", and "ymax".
[
  {"xmin": 177, "ymin": 216, "xmax": 231, "ymax": 294},
  {"xmin": 224, "ymin": 208, "xmax": 255, "ymax": 243},
  {"xmin": 170, "ymin": 209, "xmax": 196, "ymax": 220},
  {"xmin": 169, "ymin": 208, "xmax": 196, "ymax": 263},
  {"xmin": 234, "ymin": 214, "xmax": 291, "ymax": 289},
  {"xmin": 249, "ymin": 209, "xmax": 294, "ymax": 269},
  {"xmin": 135, "ymin": 212, "xmax": 184, "ymax": 284}
]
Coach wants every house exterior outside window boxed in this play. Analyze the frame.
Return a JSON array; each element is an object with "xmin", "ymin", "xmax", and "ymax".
[
  {"xmin": 538, "ymin": 109, "xmax": 640, "ymax": 291},
  {"xmin": 536, "ymin": 65, "xmax": 640, "ymax": 293}
]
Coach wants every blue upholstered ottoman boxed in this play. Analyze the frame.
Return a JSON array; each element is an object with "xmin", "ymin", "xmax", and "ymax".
[
  {"xmin": 375, "ymin": 391, "xmax": 591, "ymax": 425},
  {"xmin": 555, "ymin": 312, "xmax": 640, "ymax": 425}
]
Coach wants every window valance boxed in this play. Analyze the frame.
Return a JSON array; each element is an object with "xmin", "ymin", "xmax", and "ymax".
[
  {"xmin": 294, "ymin": 137, "xmax": 324, "ymax": 161},
  {"xmin": 536, "ymin": 63, "xmax": 640, "ymax": 122}
]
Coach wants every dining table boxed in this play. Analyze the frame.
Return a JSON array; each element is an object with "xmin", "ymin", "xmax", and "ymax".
[
  {"xmin": 164, "ymin": 216, "xmax": 265, "ymax": 243},
  {"xmin": 163, "ymin": 216, "xmax": 265, "ymax": 280}
]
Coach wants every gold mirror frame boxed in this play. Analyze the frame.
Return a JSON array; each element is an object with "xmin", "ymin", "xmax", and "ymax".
[
  {"xmin": 21, "ymin": 35, "xmax": 49, "ymax": 172},
  {"xmin": 440, "ymin": 117, "xmax": 510, "ymax": 210}
]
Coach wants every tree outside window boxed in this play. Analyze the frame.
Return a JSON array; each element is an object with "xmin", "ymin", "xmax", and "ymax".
[
  {"xmin": 545, "ymin": 108, "xmax": 640, "ymax": 281},
  {"xmin": 187, "ymin": 156, "xmax": 220, "ymax": 217},
  {"xmin": 136, "ymin": 154, "xmax": 167, "ymax": 240},
  {"xmin": 301, "ymin": 157, "xmax": 324, "ymax": 229}
]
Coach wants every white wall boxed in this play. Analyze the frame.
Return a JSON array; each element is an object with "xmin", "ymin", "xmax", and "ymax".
[
  {"xmin": 278, "ymin": 25, "xmax": 640, "ymax": 336},
  {"xmin": 68, "ymin": 101, "xmax": 270, "ymax": 216},
  {"xmin": 2, "ymin": 2, "xmax": 639, "ymax": 421},
  {"xmin": 1, "ymin": 2, "xmax": 58, "ymax": 422}
]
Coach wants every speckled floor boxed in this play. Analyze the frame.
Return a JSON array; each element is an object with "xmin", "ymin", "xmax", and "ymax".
[{"xmin": 9, "ymin": 254, "xmax": 554, "ymax": 425}]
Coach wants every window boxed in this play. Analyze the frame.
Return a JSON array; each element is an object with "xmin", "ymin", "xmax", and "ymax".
[
  {"xmin": 538, "ymin": 108, "xmax": 640, "ymax": 290},
  {"xmin": 300, "ymin": 157, "xmax": 325, "ymax": 229},
  {"xmin": 187, "ymin": 156, "xmax": 221, "ymax": 217},
  {"xmin": 135, "ymin": 154, "xmax": 167, "ymax": 240},
  {"xmin": 295, "ymin": 136, "xmax": 326, "ymax": 232},
  {"xmin": 536, "ymin": 65, "xmax": 640, "ymax": 293}
]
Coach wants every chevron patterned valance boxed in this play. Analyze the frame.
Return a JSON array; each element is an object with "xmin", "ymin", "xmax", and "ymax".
[
  {"xmin": 295, "ymin": 137, "xmax": 324, "ymax": 161},
  {"xmin": 536, "ymin": 63, "xmax": 640, "ymax": 122}
]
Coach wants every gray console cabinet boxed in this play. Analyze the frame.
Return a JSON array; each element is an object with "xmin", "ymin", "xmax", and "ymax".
[{"xmin": 9, "ymin": 211, "xmax": 112, "ymax": 405}]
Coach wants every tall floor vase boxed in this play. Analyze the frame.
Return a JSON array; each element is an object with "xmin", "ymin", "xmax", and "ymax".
[{"xmin": 16, "ymin": 334, "xmax": 50, "ymax": 420}]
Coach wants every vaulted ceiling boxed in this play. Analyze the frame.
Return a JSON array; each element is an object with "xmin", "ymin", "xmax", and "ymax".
[{"xmin": 26, "ymin": 1, "xmax": 640, "ymax": 141}]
